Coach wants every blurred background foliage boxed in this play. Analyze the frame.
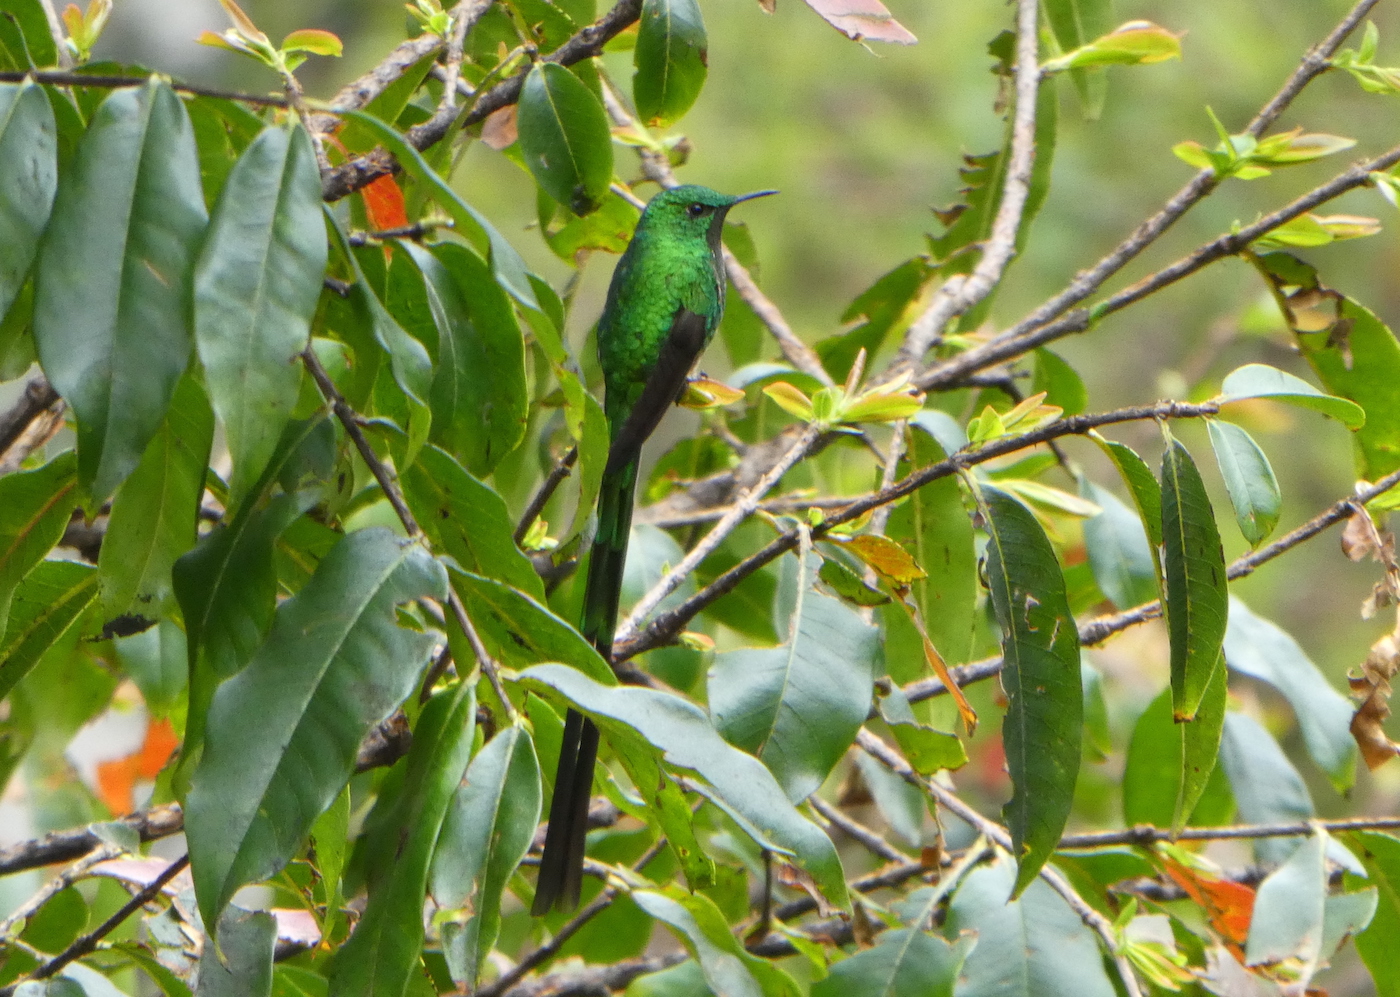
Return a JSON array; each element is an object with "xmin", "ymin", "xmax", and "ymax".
[{"xmin": 95, "ymin": 0, "xmax": 1400, "ymax": 900}]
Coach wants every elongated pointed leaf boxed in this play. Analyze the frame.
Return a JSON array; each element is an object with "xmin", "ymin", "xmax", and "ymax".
[
  {"xmin": 980, "ymin": 485, "xmax": 1081, "ymax": 897},
  {"xmin": 449, "ymin": 569, "xmax": 614, "ymax": 686},
  {"xmin": 404, "ymin": 445, "xmax": 542, "ymax": 599},
  {"xmin": 198, "ymin": 906, "xmax": 274, "ymax": 997},
  {"xmin": 1207, "ymin": 419, "xmax": 1281, "ymax": 546},
  {"xmin": 1350, "ymin": 831, "xmax": 1400, "ymax": 995},
  {"xmin": 0, "ymin": 0, "xmax": 57, "ymax": 70},
  {"xmin": 0, "ymin": 451, "xmax": 75, "ymax": 643},
  {"xmin": 1224, "ymin": 598, "xmax": 1357, "ymax": 792},
  {"xmin": 1160, "ymin": 439, "xmax": 1228, "ymax": 721},
  {"xmin": 519, "ymin": 665, "xmax": 848, "ymax": 907},
  {"xmin": 194, "ymin": 125, "xmax": 326, "ymax": 507},
  {"xmin": 186, "ymin": 528, "xmax": 447, "ymax": 929},
  {"xmin": 331, "ymin": 683, "xmax": 475, "ymax": 997},
  {"xmin": 1079, "ymin": 477, "xmax": 1159, "ymax": 610},
  {"xmin": 0, "ymin": 81, "xmax": 56, "ymax": 318},
  {"xmin": 1246, "ymin": 829, "xmax": 1328, "ymax": 967},
  {"xmin": 1123, "ymin": 665, "xmax": 1230, "ymax": 833},
  {"xmin": 399, "ymin": 242, "xmax": 528, "ymax": 476},
  {"xmin": 709, "ymin": 562, "xmax": 879, "ymax": 802},
  {"xmin": 342, "ymin": 110, "xmax": 537, "ymax": 309},
  {"xmin": 432, "ymin": 723, "xmax": 541, "ymax": 987},
  {"xmin": 0, "ymin": 560, "xmax": 97, "ymax": 702},
  {"xmin": 98, "ymin": 373, "xmax": 213, "ymax": 625},
  {"xmin": 1219, "ymin": 362, "xmax": 1365, "ymax": 429},
  {"xmin": 518, "ymin": 62, "xmax": 613, "ymax": 216},
  {"xmin": 34, "ymin": 78, "xmax": 208, "ymax": 501},
  {"xmin": 943, "ymin": 851, "xmax": 1116, "ymax": 997},
  {"xmin": 1096, "ymin": 437, "xmax": 1164, "ymax": 549},
  {"xmin": 634, "ymin": 890, "xmax": 799, "ymax": 997},
  {"xmin": 634, "ymin": 0, "xmax": 708, "ymax": 128},
  {"xmin": 886, "ymin": 426, "xmax": 976, "ymax": 664},
  {"xmin": 1043, "ymin": 0, "xmax": 1113, "ymax": 116}
]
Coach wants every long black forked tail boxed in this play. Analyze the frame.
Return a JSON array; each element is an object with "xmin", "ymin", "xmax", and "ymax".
[{"xmin": 532, "ymin": 458, "xmax": 637, "ymax": 914}]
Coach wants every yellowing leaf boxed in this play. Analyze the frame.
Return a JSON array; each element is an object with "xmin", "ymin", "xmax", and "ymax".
[
  {"xmin": 281, "ymin": 28, "xmax": 343, "ymax": 57},
  {"xmin": 842, "ymin": 534, "xmax": 926, "ymax": 584},
  {"xmin": 679, "ymin": 375, "xmax": 746, "ymax": 410},
  {"xmin": 763, "ymin": 381, "xmax": 816, "ymax": 421},
  {"xmin": 1042, "ymin": 20, "xmax": 1182, "ymax": 73}
]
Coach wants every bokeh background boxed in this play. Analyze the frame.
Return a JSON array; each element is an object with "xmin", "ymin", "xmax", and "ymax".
[{"xmin": 17, "ymin": 0, "xmax": 1400, "ymax": 988}]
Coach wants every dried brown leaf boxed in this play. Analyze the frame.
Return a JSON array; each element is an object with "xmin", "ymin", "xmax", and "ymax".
[
  {"xmin": 800, "ymin": 0, "xmax": 917, "ymax": 45},
  {"xmin": 481, "ymin": 105, "xmax": 518, "ymax": 151}
]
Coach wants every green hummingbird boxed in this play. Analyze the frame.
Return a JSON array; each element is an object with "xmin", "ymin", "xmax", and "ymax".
[{"xmin": 533, "ymin": 184, "xmax": 777, "ymax": 914}]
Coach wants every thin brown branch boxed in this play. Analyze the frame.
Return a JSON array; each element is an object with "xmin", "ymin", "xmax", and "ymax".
[
  {"xmin": 616, "ymin": 399, "xmax": 1219, "ymax": 660},
  {"xmin": 499, "ymin": 954, "xmax": 688, "ymax": 997},
  {"xmin": 0, "ymin": 376, "xmax": 61, "ymax": 465},
  {"xmin": 307, "ymin": 33, "xmax": 445, "ymax": 134},
  {"xmin": 634, "ymin": 493, "xmax": 856, "ymax": 529},
  {"xmin": 0, "ymin": 804, "xmax": 183, "ymax": 879},
  {"xmin": 895, "ymin": 0, "xmax": 1040, "ymax": 366},
  {"xmin": 321, "ymin": 0, "xmax": 644, "ymax": 202},
  {"xmin": 0, "ymin": 854, "xmax": 190, "ymax": 996},
  {"xmin": 0, "ymin": 70, "xmax": 291, "ymax": 105},
  {"xmin": 514, "ymin": 445, "xmax": 579, "ymax": 544},
  {"xmin": 904, "ymin": 0, "xmax": 1378, "ymax": 388},
  {"xmin": 1062, "ymin": 815, "xmax": 1400, "ymax": 849},
  {"xmin": 918, "ymin": 141, "xmax": 1400, "ymax": 391},
  {"xmin": 436, "ymin": 0, "xmax": 491, "ymax": 117},
  {"xmin": 0, "ymin": 843, "xmax": 123, "ymax": 938},
  {"xmin": 810, "ymin": 795, "xmax": 906, "ymax": 863}
]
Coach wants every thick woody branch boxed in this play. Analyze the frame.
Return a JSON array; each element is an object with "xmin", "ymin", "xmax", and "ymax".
[
  {"xmin": 895, "ymin": 0, "xmax": 1040, "ymax": 367},
  {"xmin": 616, "ymin": 400, "xmax": 1219, "ymax": 660}
]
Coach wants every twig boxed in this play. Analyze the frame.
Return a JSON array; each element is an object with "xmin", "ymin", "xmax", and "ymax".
[
  {"xmin": 34, "ymin": 0, "xmax": 71, "ymax": 69},
  {"xmin": 614, "ymin": 422, "xmax": 822, "ymax": 645},
  {"xmin": 810, "ymin": 795, "xmax": 906, "ymax": 863},
  {"xmin": 347, "ymin": 220, "xmax": 452, "ymax": 246},
  {"xmin": 616, "ymin": 399, "xmax": 1219, "ymax": 660},
  {"xmin": 0, "ymin": 854, "xmax": 190, "ymax": 996},
  {"xmin": 1060, "ymin": 815, "xmax": 1400, "ymax": 849},
  {"xmin": 0, "ymin": 377, "xmax": 61, "ymax": 463},
  {"xmin": 901, "ymin": 462, "xmax": 1400, "ymax": 705},
  {"xmin": 479, "ymin": 835, "xmax": 671, "ymax": 997},
  {"xmin": 866, "ymin": 421, "xmax": 906, "ymax": 540},
  {"xmin": 0, "ymin": 842, "xmax": 123, "ymax": 938},
  {"xmin": 918, "ymin": 141, "xmax": 1400, "ymax": 391},
  {"xmin": 634, "ymin": 493, "xmax": 857, "ymax": 529},
  {"xmin": 857, "ymin": 731, "xmax": 1143, "ymax": 997},
  {"xmin": 321, "ymin": 0, "xmax": 644, "ymax": 202},
  {"xmin": 0, "ymin": 804, "xmax": 183, "ymax": 879},
  {"xmin": 306, "ymin": 33, "xmax": 446, "ymax": 135},
  {"xmin": 499, "ymin": 954, "xmax": 688, "ymax": 997},
  {"xmin": 904, "ymin": 0, "xmax": 1379, "ymax": 389},
  {"xmin": 436, "ymin": 1, "xmax": 490, "ymax": 117},
  {"xmin": 895, "ymin": 0, "xmax": 1040, "ymax": 367},
  {"xmin": 514, "ymin": 445, "xmax": 579, "ymax": 544}
]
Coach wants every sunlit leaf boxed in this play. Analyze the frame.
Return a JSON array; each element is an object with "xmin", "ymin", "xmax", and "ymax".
[
  {"xmin": 0, "ymin": 81, "xmax": 56, "ymax": 320},
  {"xmin": 1206, "ymin": 419, "xmax": 1280, "ymax": 547},
  {"xmin": 634, "ymin": 0, "xmax": 708, "ymax": 128}
]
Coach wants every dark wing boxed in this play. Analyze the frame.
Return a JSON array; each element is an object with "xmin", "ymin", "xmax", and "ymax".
[{"xmin": 603, "ymin": 308, "xmax": 709, "ymax": 475}]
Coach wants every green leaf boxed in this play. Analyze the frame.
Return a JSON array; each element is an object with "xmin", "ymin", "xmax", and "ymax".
[
  {"xmin": 0, "ymin": 0, "xmax": 58, "ymax": 69},
  {"xmin": 1032, "ymin": 348, "xmax": 1087, "ymax": 416},
  {"xmin": 432, "ymin": 723, "xmax": 541, "ymax": 987},
  {"xmin": 194, "ymin": 125, "xmax": 326, "ymax": 506},
  {"xmin": 1160, "ymin": 438, "xmax": 1228, "ymax": 721},
  {"xmin": 1122, "ymin": 666, "xmax": 1230, "ymax": 834},
  {"xmin": 1207, "ymin": 419, "xmax": 1281, "ymax": 547},
  {"xmin": 1224, "ymin": 597, "xmax": 1358, "ymax": 793},
  {"xmin": 1095, "ymin": 437, "xmax": 1164, "ymax": 549},
  {"xmin": 185, "ymin": 528, "xmax": 447, "ymax": 930},
  {"xmin": 1218, "ymin": 362, "xmax": 1365, "ymax": 430},
  {"xmin": 817, "ymin": 258, "xmax": 932, "ymax": 381},
  {"xmin": 812, "ymin": 929, "xmax": 971, "ymax": 997},
  {"xmin": 979, "ymin": 485, "xmax": 1081, "ymax": 897},
  {"xmin": 517, "ymin": 62, "xmax": 613, "ymax": 216},
  {"xmin": 1351, "ymin": 831, "xmax": 1400, "ymax": 996},
  {"xmin": 886, "ymin": 426, "xmax": 976, "ymax": 665},
  {"xmin": 709, "ymin": 556, "xmax": 879, "ymax": 802},
  {"xmin": 943, "ymin": 851, "xmax": 1116, "ymax": 997},
  {"xmin": 1041, "ymin": 20, "xmax": 1182, "ymax": 73},
  {"xmin": 877, "ymin": 684, "xmax": 966, "ymax": 775},
  {"xmin": 399, "ymin": 241, "xmax": 528, "ymax": 477},
  {"xmin": 0, "ymin": 82, "xmax": 56, "ymax": 320},
  {"xmin": 634, "ymin": 890, "xmax": 799, "ymax": 997},
  {"xmin": 449, "ymin": 569, "xmax": 614, "ymax": 687},
  {"xmin": 1079, "ymin": 477, "xmax": 1158, "ymax": 610},
  {"xmin": 199, "ymin": 906, "xmax": 275, "ymax": 997},
  {"xmin": 852, "ymin": 750, "xmax": 926, "ymax": 847},
  {"xmin": 330, "ymin": 682, "xmax": 475, "ymax": 997},
  {"xmin": 1042, "ymin": 0, "xmax": 1113, "ymax": 115},
  {"xmin": 1219, "ymin": 711, "xmax": 1314, "ymax": 865},
  {"xmin": 1245, "ymin": 829, "xmax": 1327, "ymax": 967},
  {"xmin": 633, "ymin": 0, "xmax": 708, "ymax": 128},
  {"xmin": 518, "ymin": 665, "xmax": 848, "ymax": 908},
  {"xmin": 0, "ymin": 561, "xmax": 98, "ymax": 703},
  {"xmin": 114, "ymin": 620, "xmax": 187, "ymax": 717},
  {"xmin": 0, "ymin": 450, "xmax": 76, "ymax": 643},
  {"xmin": 343, "ymin": 109, "xmax": 538, "ymax": 309},
  {"xmin": 98, "ymin": 372, "xmax": 213, "ymax": 625},
  {"xmin": 34, "ymin": 78, "xmax": 208, "ymax": 501},
  {"xmin": 187, "ymin": 95, "xmax": 265, "ymax": 203},
  {"xmin": 403, "ymin": 445, "xmax": 542, "ymax": 599}
]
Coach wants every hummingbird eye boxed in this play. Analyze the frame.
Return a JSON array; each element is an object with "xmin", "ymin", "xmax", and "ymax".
[{"xmin": 686, "ymin": 202, "xmax": 708, "ymax": 218}]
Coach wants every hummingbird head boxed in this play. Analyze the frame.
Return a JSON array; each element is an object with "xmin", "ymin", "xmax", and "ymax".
[{"xmin": 639, "ymin": 184, "xmax": 778, "ymax": 251}]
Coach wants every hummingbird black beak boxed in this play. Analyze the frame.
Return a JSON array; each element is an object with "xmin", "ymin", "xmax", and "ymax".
[{"xmin": 730, "ymin": 189, "xmax": 779, "ymax": 205}]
